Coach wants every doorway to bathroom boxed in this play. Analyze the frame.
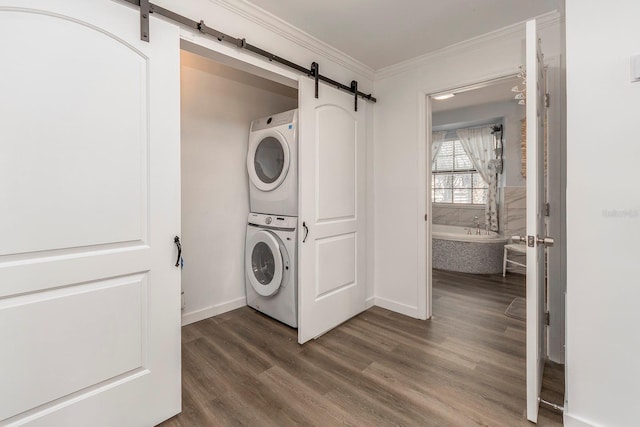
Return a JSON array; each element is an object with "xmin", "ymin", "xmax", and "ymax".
[
  {"xmin": 429, "ymin": 76, "xmax": 524, "ymax": 279},
  {"xmin": 423, "ymin": 60, "xmax": 565, "ymax": 358},
  {"xmin": 421, "ymin": 50, "xmax": 566, "ymax": 422},
  {"xmin": 427, "ymin": 77, "xmax": 535, "ymax": 407}
]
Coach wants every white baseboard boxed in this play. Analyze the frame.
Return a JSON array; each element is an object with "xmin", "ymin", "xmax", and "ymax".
[
  {"xmin": 365, "ymin": 296, "xmax": 375, "ymax": 309},
  {"xmin": 374, "ymin": 297, "xmax": 419, "ymax": 318},
  {"xmin": 181, "ymin": 296, "xmax": 246, "ymax": 326},
  {"xmin": 564, "ymin": 413, "xmax": 598, "ymax": 427}
]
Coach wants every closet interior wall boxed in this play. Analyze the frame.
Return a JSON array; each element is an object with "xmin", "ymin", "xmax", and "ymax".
[{"xmin": 180, "ymin": 50, "xmax": 298, "ymax": 325}]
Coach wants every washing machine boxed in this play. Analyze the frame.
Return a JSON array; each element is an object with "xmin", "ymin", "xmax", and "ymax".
[
  {"xmin": 247, "ymin": 109, "xmax": 298, "ymax": 216},
  {"xmin": 245, "ymin": 212, "xmax": 297, "ymax": 327}
]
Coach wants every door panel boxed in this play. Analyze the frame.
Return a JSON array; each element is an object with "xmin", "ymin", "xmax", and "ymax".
[
  {"xmin": 298, "ymin": 79, "xmax": 366, "ymax": 344},
  {"xmin": 525, "ymin": 19, "xmax": 547, "ymax": 423},
  {"xmin": 0, "ymin": 274, "xmax": 146, "ymax": 420},
  {"xmin": 0, "ymin": 1, "xmax": 181, "ymax": 425},
  {"xmin": 0, "ymin": 8, "xmax": 148, "ymax": 255},
  {"xmin": 316, "ymin": 233, "xmax": 356, "ymax": 297},
  {"xmin": 316, "ymin": 106, "xmax": 357, "ymax": 221}
]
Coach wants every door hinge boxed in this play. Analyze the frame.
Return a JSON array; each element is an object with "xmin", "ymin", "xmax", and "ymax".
[
  {"xmin": 425, "ymin": 214, "xmax": 428, "ymax": 221},
  {"xmin": 545, "ymin": 311, "xmax": 550, "ymax": 326},
  {"xmin": 545, "ymin": 203, "xmax": 550, "ymax": 217},
  {"xmin": 544, "ymin": 93, "xmax": 550, "ymax": 108}
]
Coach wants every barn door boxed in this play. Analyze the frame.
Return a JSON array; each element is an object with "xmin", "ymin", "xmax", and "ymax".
[
  {"xmin": 0, "ymin": 1, "xmax": 181, "ymax": 425},
  {"xmin": 297, "ymin": 78, "xmax": 366, "ymax": 344},
  {"xmin": 525, "ymin": 19, "xmax": 553, "ymax": 423}
]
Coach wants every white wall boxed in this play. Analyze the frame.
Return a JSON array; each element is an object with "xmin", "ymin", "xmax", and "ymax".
[
  {"xmin": 564, "ymin": 1, "xmax": 640, "ymax": 426},
  {"xmin": 372, "ymin": 15, "xmax": 562, "ymax": 317},
  {"xmin": 180, "ymin": 51, "xmax": 297, "ymax": 325}
]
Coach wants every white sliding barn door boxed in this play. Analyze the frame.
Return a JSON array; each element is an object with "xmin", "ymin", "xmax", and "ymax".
[
  {"xmin": 525, "ymin": 19, "xmax": 549, "ymax": 423},
  {"xmin": 297, "ymin": 78, "xmax": 366, "ymax": 344},
  {"xmin": 0, "ymin": 1, "xmax": 181, "ymax": 425}
]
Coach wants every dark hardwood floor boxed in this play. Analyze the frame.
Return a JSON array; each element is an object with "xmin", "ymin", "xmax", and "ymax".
[{"xmin": 160, "ymin": 270, "xmax": 564, "ymax": 426}]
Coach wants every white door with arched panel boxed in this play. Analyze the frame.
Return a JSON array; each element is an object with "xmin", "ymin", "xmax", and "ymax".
[
  {"xmin": 297, "ymin": 78, "xmax": 366, "ymax": 344},
  {"xmin": 0, "ymin": 1, "xmax": 181, "ymax": 425}
]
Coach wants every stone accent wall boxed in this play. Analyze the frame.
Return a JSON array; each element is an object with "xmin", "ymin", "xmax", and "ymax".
[
  {"xmin": 502, "ymin": 186, "xmax": 526, "ymax": 238},
  {"xmin": 432, "ymin": 204, "xmax": 485, "ymax": 228}
]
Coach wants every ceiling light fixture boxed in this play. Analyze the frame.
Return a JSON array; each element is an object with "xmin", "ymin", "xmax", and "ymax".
[{"xmin": 433, "ymin": 93, "xmax": 455, "ymax": 100}]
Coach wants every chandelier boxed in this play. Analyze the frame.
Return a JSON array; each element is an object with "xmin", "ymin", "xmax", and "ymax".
[{"xmin": 512, "ymin": 67, "xmax": 526, "ymax": 105}]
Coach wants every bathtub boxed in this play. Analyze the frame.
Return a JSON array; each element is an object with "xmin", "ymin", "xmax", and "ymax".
[{"xmin": 432, "ymin": 224, "xmax": 509, "ymax": 274}]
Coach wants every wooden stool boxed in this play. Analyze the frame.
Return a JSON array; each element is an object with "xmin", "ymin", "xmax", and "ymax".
[{"xmin": 503, "ymin": 243, "xmax": 526, "ymax": 277}]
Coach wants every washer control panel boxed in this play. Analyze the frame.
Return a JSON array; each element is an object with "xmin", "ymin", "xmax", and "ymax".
[{"xmin": 248, "ymin": 213, "xmax": 297, "ymax": 229}]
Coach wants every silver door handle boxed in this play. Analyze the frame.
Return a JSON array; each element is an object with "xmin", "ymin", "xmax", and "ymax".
[
  {"xmin": 512, "ymin": 235, "xmax": 554, "ymax": 247},
  {"xmin": 537, "ymin": 235, "xmax": 555, "ymax": 247}
]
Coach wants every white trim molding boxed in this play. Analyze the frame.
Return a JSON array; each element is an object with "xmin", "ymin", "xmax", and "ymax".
[
  {"xmin": 564, "ymin": 413, "xmax": 599, "ymax": 427},
  {"xmin": 375, "ymin": 10, "xmax": 562, "ymax": 80},
  {"xmin": 209, "ymin": 0, "xmax": 375, "ymax": 80},
  {"xmin": 181, "ymin": 296, "xmax": 247, "ymax": 326},
  {"xmin": 374, "ymin": 297, "xmax": 419, "ymax": 318},
  {"xmin": 366, "ymin": 296, "xmax": 375, "ymax": 309}
]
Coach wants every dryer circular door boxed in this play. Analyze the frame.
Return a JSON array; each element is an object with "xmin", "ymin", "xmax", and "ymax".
[
  {"xmin": 247, "ymin": 130, "xmax": 290, "ymax": 192},
  {"xmin": 246, "ymin": 230, "xmax": 284, "ymax": 296}
]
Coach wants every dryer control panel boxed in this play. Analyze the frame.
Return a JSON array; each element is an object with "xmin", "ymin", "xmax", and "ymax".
[
  {"xmin": 250, "ymin": 109, "xmax": 297, "ymax": 132},
  {"xmin": 248, "ymin": 213, "xmax": 297, "ymax": 230}
]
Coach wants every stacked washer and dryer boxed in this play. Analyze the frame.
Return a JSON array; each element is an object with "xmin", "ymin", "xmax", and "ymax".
[{"xmin": 245, "ymin": 109, "xmax": 299, "ymax": 328}]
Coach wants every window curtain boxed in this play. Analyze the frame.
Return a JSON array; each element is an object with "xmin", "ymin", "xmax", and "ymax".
[
  {"xmin": 431, "ymin": 130, "xmax": 447, "ymax": 163},
  {"xmin": 456, "ymin": 127, "xmax": 500, "ymax": 231}
]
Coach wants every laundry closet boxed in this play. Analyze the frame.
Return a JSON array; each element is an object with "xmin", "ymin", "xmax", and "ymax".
[
  {"xmin": 180, "ymin": 47, "xmax": 298, "ymax": 326},
  {"xmin": 178, "ymin": 35, "xmax": 371, "ymax": 343}
]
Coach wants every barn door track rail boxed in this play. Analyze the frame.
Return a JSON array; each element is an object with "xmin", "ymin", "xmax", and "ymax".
[{"xmin": 129, "ymin": 0, "xmax": 376, "ymax": 109}]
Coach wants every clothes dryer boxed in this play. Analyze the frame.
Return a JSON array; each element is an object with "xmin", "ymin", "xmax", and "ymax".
[{"xmin": 247, "ymin": 109, "xmax": 297, "ymax": 216}]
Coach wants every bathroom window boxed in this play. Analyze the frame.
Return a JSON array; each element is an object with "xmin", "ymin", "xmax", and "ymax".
[{"xmin": 432, "ymin": 139, "xmax": 488, "ymax": 204}]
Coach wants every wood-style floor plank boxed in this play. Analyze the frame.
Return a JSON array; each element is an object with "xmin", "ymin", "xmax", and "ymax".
[{"xmin": 160, "ymin": 270, "xmax": 564, "ymax": 426}]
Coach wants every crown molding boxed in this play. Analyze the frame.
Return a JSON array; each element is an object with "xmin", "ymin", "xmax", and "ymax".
[
  {"xmin": 209, "ymin": 0, "xmax": 375, "ymax": 81},
  {"xmin": 375, "ymin": 10, "xmax": 562, "ymax": 80}
]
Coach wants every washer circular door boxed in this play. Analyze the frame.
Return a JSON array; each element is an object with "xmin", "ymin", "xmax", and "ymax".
[
  {"xmin": 247, "ymin": 130, "xmax": 290, "ymax": 192},
  {"xmin": 246, "ymin": 230, "xmax": 283, "ymax": 296}
]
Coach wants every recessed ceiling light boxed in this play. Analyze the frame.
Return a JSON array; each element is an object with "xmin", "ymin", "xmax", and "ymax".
[{"xmin": 433, "ymin": 93, "xmax": 455, "ymax": 100}]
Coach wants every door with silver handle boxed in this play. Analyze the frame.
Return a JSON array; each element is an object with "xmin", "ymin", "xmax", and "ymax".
[{"xmin": 512, "ymin": 235, "xmax": 555, "ymax": 248}]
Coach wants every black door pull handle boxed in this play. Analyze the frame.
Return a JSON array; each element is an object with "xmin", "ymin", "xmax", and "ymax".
[
  {"xmin": 174, "ymin": 236, "xmax": 182, "ymax": 267},
  {"xmin": 302, "ymin": 222, "xmax": 309, "ymax": 243}
]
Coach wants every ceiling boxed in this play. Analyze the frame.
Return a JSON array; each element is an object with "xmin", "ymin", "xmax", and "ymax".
[
  {"xmin": 246, "ymin": 0, "xmax": 559, "ymax": 70},
  {"xmin": 432, "ymin": 76, "xmax": 523, "ymax": 113}
]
